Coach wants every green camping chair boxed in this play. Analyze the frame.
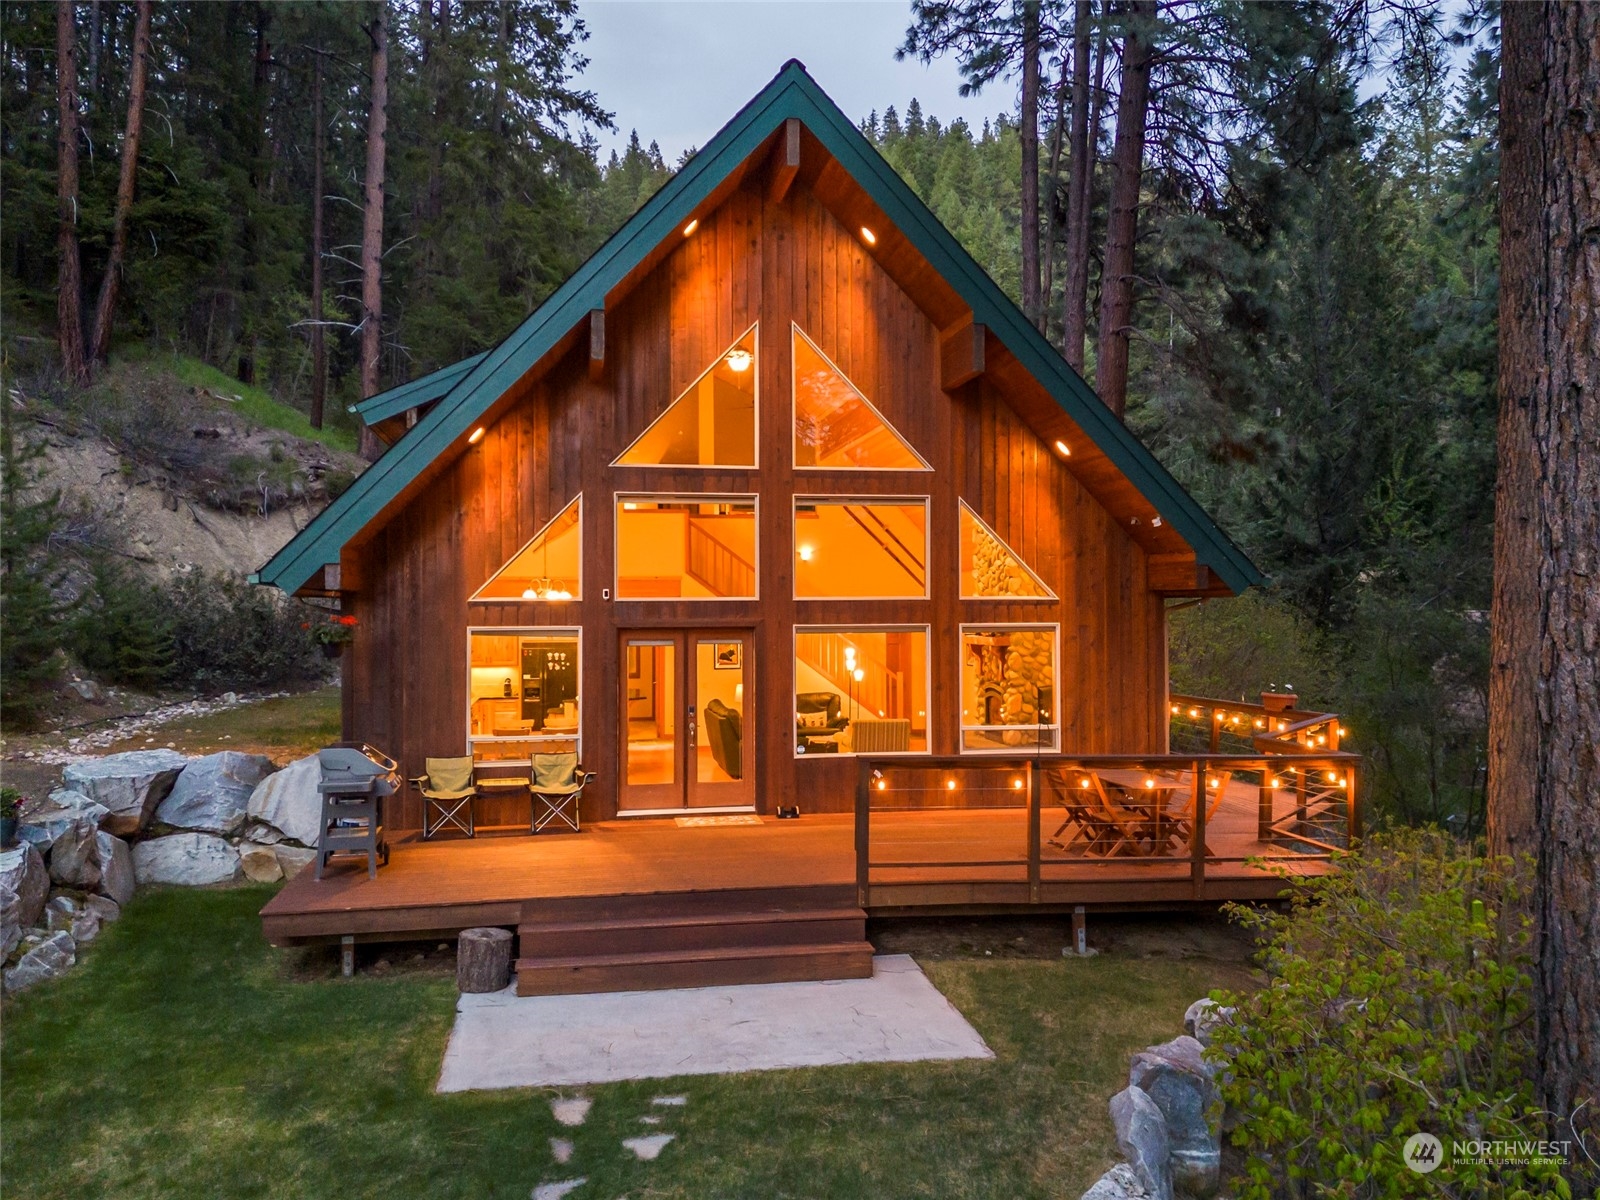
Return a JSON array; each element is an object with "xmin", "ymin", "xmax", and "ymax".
[
  {"xmin": 530, "ymin": 752, "xmax": 594, "ymax": 834},
  {"xmin": 411, "ymin": 756, "xmax": 479, "ymax": 839}
]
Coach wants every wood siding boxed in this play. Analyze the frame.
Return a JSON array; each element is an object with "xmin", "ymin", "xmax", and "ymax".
[{"xmin": 344, "ymin": 176, "xmax": 1168, "ymax": 830}]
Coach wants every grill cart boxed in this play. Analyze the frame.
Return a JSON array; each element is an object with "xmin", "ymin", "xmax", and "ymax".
[{"xmin": 314, "ymin": 743, "xmax": 397, "ymax": 880}]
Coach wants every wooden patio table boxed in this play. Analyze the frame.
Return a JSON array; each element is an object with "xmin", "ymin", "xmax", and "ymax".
[
  {"xmin": 1095, "ymin": 768, "xmax": 1185, "ymax": 855},
  {"xmin": 476, "ymin": 776, "xmax": 534, "ymax": 832}
]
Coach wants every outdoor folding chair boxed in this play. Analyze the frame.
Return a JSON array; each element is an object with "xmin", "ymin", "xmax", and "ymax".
[
  {"xmin": 530, "ymin": 752, "xmax": 595, "ymax": 834},
  {"xmin": 1168, "ymin": 769, "xmax": 1231, "ymax": 856},
  {"xmin": 411, "ymin": 756, "xmax": 478, "ymax": 839},
  {"xmin": 1045, "ymin": 768, "xmax": 1139, "ymax": 857}
]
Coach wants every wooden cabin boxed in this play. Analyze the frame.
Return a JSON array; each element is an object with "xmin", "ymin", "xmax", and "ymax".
[{"xmin": 256, "ymin": 65, "xmax": 1356, "ymax": 994}]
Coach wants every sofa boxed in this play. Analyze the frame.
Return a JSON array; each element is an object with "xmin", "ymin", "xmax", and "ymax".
[
  {"xmin": 702, "ymin": 698, "xmax": 743, "ymax": 779},
  {"xmin": 796, "ymin": 691, "xmax": 849, "ymax": 751}
]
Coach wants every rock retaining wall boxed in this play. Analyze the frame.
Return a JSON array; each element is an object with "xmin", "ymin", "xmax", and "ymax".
[{"xmin": 3, "ymin": 748, "xmax": 328, "ymax": 994}]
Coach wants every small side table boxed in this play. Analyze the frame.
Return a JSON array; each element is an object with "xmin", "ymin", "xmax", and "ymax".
[{"xmin": 476, "ymin": 776, "xmax": 532, "ymax": 831}]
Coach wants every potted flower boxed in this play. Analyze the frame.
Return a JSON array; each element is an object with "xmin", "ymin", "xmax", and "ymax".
[
  {"xmin": 0, "ymin": 787, "xmax": 22, "ymax": 849},
  {"xmin": 307, "ymin": 613, "xmax": 358, "ymax": 659},
  {"xmin": 1260, "ymin": 684, "xmax": 1298, "ymax": 713}
]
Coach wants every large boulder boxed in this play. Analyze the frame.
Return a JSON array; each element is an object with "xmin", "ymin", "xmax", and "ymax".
[
  {"xmin": 4, "ymin": 930, "xmax": 75, "ymax": 994},
  {"xmin": 18, "ymin": 789, "xmax": 109, "ymax": 854},
  {"xmin": 62, "ymin": 749, "xmax": 188, "ymax": 835},
  {"xmin": 0, "ymin": 845, "xmax": 50, "ymax": 940},
  {"xmin": 1110, "ymin": 1085, "xmax": 1172, "ymax": 1200},
  {"xmin": 48, "ymin": 819, "xmax": 104, "ymax": 889},
  {"xmin": 96, "ymin": 832, "xmax": 136, "ymax": 906},
  {"xmin": 246, "ymin": 755, "xmax": 321, "ymax": 847},
  {"xmin": 1183, "ymin": 998, "xmax": 1234, "ymax": 1049},
  {"xmin": 133, "ymin": 833, "xmax": 242, "ymax": 887},
  {"xmin": 1082, "ymin": 1163, "xmax": 1151, "ymax": 1200},
  {"xmin": 155, "ymin": 752, "xmax": 276, "ymax": 836},
  {"xmin": 1129, "ymin": 1036, "xmax": 1220, "ymax": 1198},
  {"xmin": 275, "ymin": 844, "xmax": 317, "ymax": 880},
  {"xmin": 238, "ymin": 841, "xmax": 284, "ymax": 883}
]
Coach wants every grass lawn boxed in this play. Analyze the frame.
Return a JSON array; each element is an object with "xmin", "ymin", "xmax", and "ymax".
[
  {"xmin": 167, "ymin": 355, "xmax": 359, "ymax": 454},
  {"xmin": 1, "ymin": 888, "xmax": 1257, "ymax": 1199},
  {"xmin": 106, "ymin": 686, "xmax": 343, "ymax": 762}
]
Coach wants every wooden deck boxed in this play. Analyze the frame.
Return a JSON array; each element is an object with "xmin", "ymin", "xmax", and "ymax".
[{"xmin": 260, "ymin": 780, "xmax": 1334, "ymax": 945}]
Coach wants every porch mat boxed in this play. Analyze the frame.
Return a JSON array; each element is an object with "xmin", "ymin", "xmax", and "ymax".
[
  {"xmin": 673, "ymin": 814, "xmax": 762, "ymax": 827},
  {"xmin": 436, "ymin": 954, "xmax": 993, "ymax": 1091}
]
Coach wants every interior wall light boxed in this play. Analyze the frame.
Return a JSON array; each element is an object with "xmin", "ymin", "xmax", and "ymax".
[
  {"xmin": 797, "ymin": 544, "xmax": 814, "ymax": 562},
  {"xmin": 724, "ymin": 348, "xmax": 753, "ymax": 373}
]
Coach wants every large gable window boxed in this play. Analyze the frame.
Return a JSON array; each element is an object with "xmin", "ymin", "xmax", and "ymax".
[
  {"xmin": 471, "ymin": 496, "xmax": 581, "ymax": 602},
  {"xmin": 794, "ymin": 497, "xmax": 928, "ymax": 599},
  {"xmin": 959, "ymin": 624, "xmax": 1059, "ymax": 752},
  {"xmin": 615, "ymin": 495, "xmax": 758, "ymax": 599},
  {"xmin": 792, "ymin": 325, "xmax": 929, "ymax": 470},
  {"xmin": 614, "ymin": 326, "xmax": 758, "ymax": 468}
]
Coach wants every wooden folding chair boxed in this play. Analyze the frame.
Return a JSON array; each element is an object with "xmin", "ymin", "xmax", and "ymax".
[
  {"xmin": 1168, "ymin": 769, "xmax": 1230, "ymax": 857},
  {"xmin": 1046, "ymin": 769, "xmax": 1139, "ymax": 857}
]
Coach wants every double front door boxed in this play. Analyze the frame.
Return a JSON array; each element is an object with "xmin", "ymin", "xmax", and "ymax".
[{"xmin": 619, "ymin": 630, "xmax": 754, "ymax": 812}]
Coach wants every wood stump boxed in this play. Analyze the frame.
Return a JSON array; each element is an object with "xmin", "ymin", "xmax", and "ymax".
[{"xmin": 457, "ymin": 926, "xmax": 513, "ymax": 993}]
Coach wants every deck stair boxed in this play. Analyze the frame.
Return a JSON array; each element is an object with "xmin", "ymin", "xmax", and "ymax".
[{"xmin": 514, "ymin": 884, "xmax": 873, "ymax": 996}]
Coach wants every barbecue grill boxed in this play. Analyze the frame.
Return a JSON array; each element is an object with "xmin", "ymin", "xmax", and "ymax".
[{"xmin": 314, "ymin": 742, "xmax": 397, "ymax": 880}]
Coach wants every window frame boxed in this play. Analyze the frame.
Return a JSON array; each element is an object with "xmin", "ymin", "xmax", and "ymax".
[
  {"xmin": 468, "ymin": 494, "xmax": 583, "ymax": 605},
  {"xmin": 790, "ymin": 322, "xmax": 931, "ymax": 472},
  {"xmin": 465, "ymin": 625, "xmax": 583, "ymax": 765},
  {"xmin": 792, "ymin": 623, "xmax": 932, "ymax": 760},
  {"xmin": 613, "ymin": 492, "xmax": 761, "ymax": 602},
  {"xmin": 792, "ymin": 494, "xmax": 932, "ymax": 601},
  {"xmin": 956, "ymin": 622, "xmax": 1063, "ymax": 755},
  {"xmin": 610, "ymin": 322, "xmax": 761, "ymax": 470}
]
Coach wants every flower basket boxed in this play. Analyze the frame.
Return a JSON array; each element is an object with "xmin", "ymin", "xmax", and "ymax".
[
  {"xmin": 307, "ymin": 613, "xmax": 358, "ymax": 657},
  {"xmin": 1260, "ymin": 690, "xmax": 1298, "ymax": 713},
  {"xmin": 321, "ymin": 641, "xmax": 345, "ymax": 660}
]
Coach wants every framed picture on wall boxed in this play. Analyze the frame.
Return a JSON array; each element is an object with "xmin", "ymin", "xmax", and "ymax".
[{"xmin": 713, "ymin": 643, "xmax": 742, "ymax": 670}]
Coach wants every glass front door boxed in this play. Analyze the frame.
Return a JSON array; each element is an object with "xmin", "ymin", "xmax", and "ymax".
[{"xmin": 619, "ymin": 631, "xmax": 753, "ymax": 811}]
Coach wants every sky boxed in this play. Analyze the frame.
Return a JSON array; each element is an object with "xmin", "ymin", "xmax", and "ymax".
[{"xmin": 572, "ymin": 1, "xmax": 1015, "ymax": 161}]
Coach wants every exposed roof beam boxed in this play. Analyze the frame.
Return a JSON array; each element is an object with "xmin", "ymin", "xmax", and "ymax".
[
  {"xmin": 768, "ymin": 117, "xmax": 801, "ymax": 203},
  {"xmin": 588, "ymin": 309, "xmax": 606, "ymax": 382},
  {"xmin": 939, "ymin": 317, "xmax": 986, "ymax": 390}
]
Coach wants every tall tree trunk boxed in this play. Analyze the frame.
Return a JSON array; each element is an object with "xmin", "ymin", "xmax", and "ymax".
[
  {"xmin": 309, "ymin": 46, "xmax": 327, "ymax": 431},
  {"xmin": 358, "ymin": 0, "xmax": 389, "ymax": 461},
  {"xmin": 1038, "ymin": 58, "xmax": 1069, "ymax": 336},
  {"xmin": 86, "ymin": 0, "xmax": 100, "ymax": 97},
  {"xmin": 1489, "ymin": 0, "xmax": 1600, "ymax": 1133},
  {"xmin": 1093, "ymin": 0, "xmax": 1155, "ymax": 417},
  {"xmin": 237, "ymin": 1, "xmax": 273, "ymax": 385},
  {"xmin": 55, "ymin": 0, "xmax": 88, "ymax": 386},
  {"xmin": 89, "ymin": 0, "xmax": 151, "ymax": 364},
  {"xmin": 1018, "ymin": 0, "xmax": 1042, "ymax": 327},
  {"xmin": 1062, "ymin": 0, "xmax": 1097, "ymax": 371}
]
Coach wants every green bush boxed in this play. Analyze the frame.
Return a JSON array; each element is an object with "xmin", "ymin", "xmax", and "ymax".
[
  {"xmin": 162, "ymin": 572, "xmax": 325, "ymax": 691},
  {"xmin": 1213, "ymin": 830, "xmax": 1563, "ymax": 1199},
  {"xmin": 73, "ymin": 562, "xmax": 174, "ymax": 690}
]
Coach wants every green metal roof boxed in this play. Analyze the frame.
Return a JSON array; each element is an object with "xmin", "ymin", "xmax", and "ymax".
[
  {"xmin": 256, "ymin": 61, "xmax": 1263, "ymax": 596},
  {"xmin": 349, "ymin": 351, "xmax": 489, "ymax": 425}
]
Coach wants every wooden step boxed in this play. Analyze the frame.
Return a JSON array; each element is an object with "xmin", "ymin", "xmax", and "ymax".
[
  {"xmin": 515, "ymin": 940, "xmax": 875, "ymax": 997},
  {"xmin": 519, "ymin": 906, "xmax": 865, "ymax": 957}
]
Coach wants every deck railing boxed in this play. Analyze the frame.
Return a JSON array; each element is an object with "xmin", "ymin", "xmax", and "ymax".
[{"xmin": 853, "ymin": 745, "xmax": 1360, "ymax": 908}]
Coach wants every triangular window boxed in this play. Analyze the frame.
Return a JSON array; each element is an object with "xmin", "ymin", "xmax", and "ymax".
[
  {"xmin": 471, "ymin": 496, "xmax": 582, "ymax": 601},
  {"xmin": 959, "ymin": 499, "xmax": 1055, "ymax": 599},
  {"xmin": 614, "ymin": 326, "xmax": 758, "ymax": 467},
  {"xmin": 792, "ymin": 325, "xmax": 929, "ymax": 470}
]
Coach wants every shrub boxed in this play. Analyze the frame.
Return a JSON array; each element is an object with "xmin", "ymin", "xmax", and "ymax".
[
  {"xmin": 1213, "ymin": 830, "xmax": 1564, "ymax": 1199},
  {"xmin": 163, "ymin": 572, "xmax": 325, "ymax": 691},
  {"xmin": 72, "ymin": 561, "xmax": 174, "ymax": 690}
]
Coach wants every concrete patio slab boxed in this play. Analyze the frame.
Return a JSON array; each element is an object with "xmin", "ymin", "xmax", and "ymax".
[{"xmin": 436, "ymin": 954, "xmax": 993, "ymax": 1092}]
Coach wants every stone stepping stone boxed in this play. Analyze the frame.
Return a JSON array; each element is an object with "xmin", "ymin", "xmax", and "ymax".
[
  {"xmin": 531, "ymin": 1179, "xmax": 585, "ymax": 1200},
  {"xmin": 622, "ymin": 1134, "xmax": 675, "ymax": 1161},
  {"xmin": 638, "ymin": 1115, "xmax": 662, "ymax": 1126},
  {"xmin": 650, "ymin": 1095, "xmax": 687, "ymax": 1107},
  {"xmin": 549, "ymin": 1137, "xmax": 574, "ymax": 1164},
  {"xmin": 550, "ymin": 1097, "xmax": 591, "ymax": 1127}
]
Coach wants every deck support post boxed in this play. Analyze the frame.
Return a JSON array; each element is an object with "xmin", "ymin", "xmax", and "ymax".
[
  {"xmin": 1191, "ymin": 763, "xmax": 1208, "ymax": 900},
  {"xmin": 1257, "ymin": 772, "xmax": 1274, "ymax": 842},
  {"xmin": 1071, "ymin": 905, "xmax": 1087, "ymax": 956},
  {"xmin": 1347, "ymin": 764, "xmax": 1361, "ymax": 842},
  {"xmin": 340, "ymin": 934, "xmax": 355, "ymax": 977},
  {"xmin": 1026, "ymin": 760, "xmax": 1040, "ymax": 904}
]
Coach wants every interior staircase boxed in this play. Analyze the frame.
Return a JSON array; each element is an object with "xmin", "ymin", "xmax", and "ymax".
[{"xmin": 514, "ymin": 884, "xmax": 874, "ymax": 996}]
